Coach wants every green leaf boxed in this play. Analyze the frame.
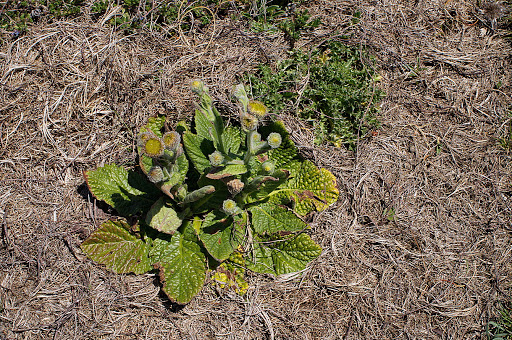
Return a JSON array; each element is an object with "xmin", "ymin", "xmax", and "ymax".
[
  {"xmin": 182, "ymin": 132, "xmax": 213, "ymax": 173},
  {"xmin": 246, "ymin": 233, "xmax": 322, "ymax": 275},
  {"xmin": 81, "ymin": 220, "xmax": 152, "ymax": 274},
  {"xmin": 206, "ymin": 163, "xmax": 247, "ymax": 179},
  {"xmin": 222, "ymin": 126, "xmax": 243, "ymax": 155},
  {"xmin": 249, "ymin": 203, "xmax": 307, "ymax": 234},
  {"xmin": 245, "ymin": 241, "xmax": 276, "ymax": 275},
  {"xmin": 176, "ymin": 152, "xmax": 189, "ymax": 179},
  {"xmin": 150, "ymin": 220, "xmax": 206, "ymax": 304},
  {"xmin": 85, "ymin": 164, "xmax": 161, "ymax": 216},
  {"xmin": 243, "ymin": 170, "xmax": 289, "ymax": 204},
  {"xmin": 194, "ymin": 109, "xmax": 214, "ymax": 141},
  {"xmin": 140, "ymin": 115, "xmax": 166, "ymax": 137},
  {"xmin": 145, "ymin": 197, "xmax": 182, "ymax": 234},
  {"xmin": 271, "ymin": 233, "xmax": 322, "ymax": 275},
  {"xmin": 270, "ymin": 160, "xmax": 339, "ymax": 215},
  {"xmin": 199, "ymin": 211, "xmax": 246, "ymax": 261}
]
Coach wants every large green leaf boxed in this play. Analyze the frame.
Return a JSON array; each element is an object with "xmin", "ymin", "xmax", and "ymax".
[
  {"xmin": 194, "ymin": 109, "xmax": 214, "ymax": 141},
  {"xmin": 199, "ymin": 211, "xmax": 246, "ymax": 261},
  {"xmin": 270, "ymin": 160, "xmax": 339, "ymax": 216},
  {"xmin": 85, "ymin": 164, "xmax": 161, "ymax": 216},
  {"xmin": 206, "ymin": 163, "xmax": 247, "ymax": 179},
  {"xmin": 150, "ymin": 220, "xmax": 206, "ymax": 304},
  {"xmin": 249, "ymin": 202, "xmax": 307, "ymax": 234},
  {"xmin": 81, "ymin": 220, "xmax": 152, "ymax": 274},
  {"xmin": 222, "ymin": 126, "xmax": 243, "ymax": 155},
  {"xmin": 182, "ymin": 132, "xmax": 213, "ymax": 173},
  {"xmin": 271, "ymin": 233, "xmax": 322, "ymax": 275},
  {"xmin": 245, "ymin": 241, "xmax": 276, "ymax": 275},
  {"xmin": 145, "ymin": 197, "xmax": 183, "ymax": 234},
  {"xmin": 243, "ymin": 170, "xmax": 289, "ymax": 204},
  {"xmin": 246, "ymin": 233, "xmax": 322, "ymax": 275}
]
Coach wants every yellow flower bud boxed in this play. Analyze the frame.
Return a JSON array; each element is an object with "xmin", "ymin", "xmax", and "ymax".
[
  {"xmin": 247, "ymin": 100, "xmax": 268, "ymax": 119},
  {"xmin": 143, "ymin": 137, "xmax": 164, "ymax": 157}
]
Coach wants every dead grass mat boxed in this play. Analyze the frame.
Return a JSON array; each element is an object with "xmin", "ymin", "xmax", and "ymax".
[{"xmin": 1, "ymin": 0, "xmax": 512, "ymax": 339}]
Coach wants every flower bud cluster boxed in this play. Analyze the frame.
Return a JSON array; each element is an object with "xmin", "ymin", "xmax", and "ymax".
[{"xmin": 138, "ymin": 129, "xmax": 182, "ymax": 184}]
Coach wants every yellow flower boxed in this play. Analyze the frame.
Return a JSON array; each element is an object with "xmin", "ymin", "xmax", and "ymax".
[
  {"xmin": 267, "ymin": 132, "xmax": 282, "ymax": 149},
  {"xmin": 209, "ymin": 151, "xmax": 224, "ymax": 166},
  {"xmin": 143, "ymin": 137, "xmax": 164, "ymax": 157},
  {"xmin": 162, "ymin": 131, "xmax": 180, "ymax": 150},
  {"xmin": 240, "ymin": 113, "xmax": 258, "ymax": 131},
  {"xmin": 247, "ymin": 100, "xmax": 268, "ymax": 119}
]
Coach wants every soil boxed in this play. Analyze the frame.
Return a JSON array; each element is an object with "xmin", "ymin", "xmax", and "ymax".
[{"xmin": 1, "ymin": 0, "xmax": 511, "ymax": 339}]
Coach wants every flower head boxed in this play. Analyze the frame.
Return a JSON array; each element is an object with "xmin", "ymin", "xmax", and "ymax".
[
  {"xmin": 163, "ymin": 131, "xmax": 180, "ymax": 150},
  {"xmin": 240, "ymin": 113, "xmax": 258, "ymax": 131},
  {"xmin": 190, "ymin": 80, "xmax": 206, "ymax": 95},
  {"xmin": 222, "ymin": 199, "xmax": 239, "ymax": 215},
  {"xmin": 209, "ymin": 151, "xmax": 225, "ymax": 166},
  {"xmin": 147, "ymin": 166, "xmax": 164, "ymax": 183},
  {"xmin": 267, "ymin": 132, "xmax": 282, "ymax": 149},
  {"xmin": 261, "ymin": 161, "xmax": 275, "ymax": 174},
  {"xmin": 143, "ymin": 136, "xmax": 164, "ymax": 157},
  {"xmin": 227, "ymin": 178, "xmax": 244, "ymax": 195},
  {"xmin": 247, "ymin": 100, "xmax": 268, "ymax": 119}
]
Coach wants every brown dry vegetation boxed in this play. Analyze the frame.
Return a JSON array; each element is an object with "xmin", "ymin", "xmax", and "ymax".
[{"xmin": 1, "ymin": 0, "xmax": 512, "ymax": 339}]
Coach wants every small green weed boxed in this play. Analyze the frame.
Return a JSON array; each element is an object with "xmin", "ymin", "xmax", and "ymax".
[
  {"xmin": 278, "ymin": 9, "xmax": 320, "ymax": 49},
  {"xmin": 486, "ymin": 303, "xmax": 512, "ymax": 340},
  {"xmin": 245, "ymin": 40, "xmax": 384, "ymax": 149},
  {"xmin": 498, "ymin": 112, "xmax": 512, "ymax": 151}
]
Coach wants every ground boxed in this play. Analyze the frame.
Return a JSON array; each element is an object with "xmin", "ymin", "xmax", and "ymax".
[{"xmin": 1, "ymin": 0, "xmax": 512, "ymax": 339}]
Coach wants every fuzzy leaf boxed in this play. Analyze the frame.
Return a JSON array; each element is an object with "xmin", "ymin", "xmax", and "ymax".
[
  {"xmin": 206, "ymin": 163, "xmax": 247, "ymax": 179},
  {"xmin": 85, "ymin": 164, "xmax": 160, "ymax": 216},
  {"xmin": 140, "ymin": 115, "xmax": 166, "ymax": 137},
  {"xmin": 81, "ymin": 220, "xmax": 152, "ymax": 274},
  {"xmin": 246, "ymin": 233, "xmax": 321, "ymax": 275},
  {"xmin": 243, "ymin": 170, "xmax": 289, "ymax": 204},
  {"xmin": 249, "ymin": 203, "xmax": 307, "ymax": 234},
  {"xmin": 245, "ymin": 241, "xmax": 276, "ymax": 275},
  {"xmin": 194, "ymin": 109, "xmax": 214, "ymax": 141},
  {"xmin": 145, "ymin": 197, "xmax": 182, "ymax": 234},
  {"xmin": 271, "ymin": 160, "xmax": 339, "ymax": 215},
  {"xmin": 183, "ymin": 132, "xmax": 214, "ymax": 173},
  {"xmin": 199, "ymin": 211, "xmax": 246, "ymax": 261},
  {"xmin": 150, "ymin": 220, "xmax": 206, "ymax": 304},
  {"xmin": 222, "ymin": 126, "xmax": 243, "ymax": 155},
  {"xmin": 271, "ymin": 233, "xmax": 322, "ymax": 275}
]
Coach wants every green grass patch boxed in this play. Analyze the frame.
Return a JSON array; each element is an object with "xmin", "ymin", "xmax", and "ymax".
[
  {"xmin": 486, "ymin": 303, "xmax": 512, "ymax": 340},
  {"xmin": 244, "ymin": 40, "xmax": 384, "ymax": 149}
]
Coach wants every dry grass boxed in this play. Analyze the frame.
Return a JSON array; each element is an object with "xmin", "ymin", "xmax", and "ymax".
[{"xmin": 1, "ymin": 0, "xmax": 512, "ymax": 339}]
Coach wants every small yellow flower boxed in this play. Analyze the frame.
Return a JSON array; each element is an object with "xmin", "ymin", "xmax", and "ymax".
[
  {"xmin": 143, "ymin": 137, "xmax": 164, "ymax": 157},
  {"xmin": 261, "ymin": 161, "xmax": 275, "ymax": 174},
  {"xmin": 209, "ymin": 151, "xmax": 224, "ymax": 166},
  {"xmin": 162, "ymin": 131, "xmax": 180, "ymax": 150},
  {"xmin": 240, "ymin": 113, "xmax": 258, "ymax": 131},
  {"xmin": 267, "ymin": 132, "xmax": 282, "ymax": 149},
  {"xmin": 222, "ymin": 199, "xmax": 238, "ymax": 215},
  {"xmin": 247, "ymin": 100, "xmax": 268, "ymax": 119},
  {"xmin": 190, "ymin": 80, "xmax": 206, "ymax": 94}
]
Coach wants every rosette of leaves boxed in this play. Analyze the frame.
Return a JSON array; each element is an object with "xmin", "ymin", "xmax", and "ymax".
[{"xmin": 81, "ymin": 81, "xmax": 339, "ymax": 304}]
